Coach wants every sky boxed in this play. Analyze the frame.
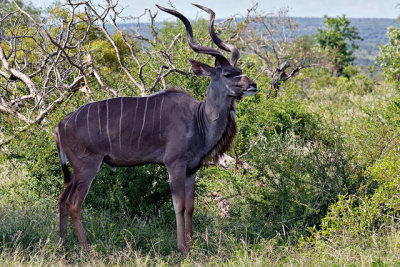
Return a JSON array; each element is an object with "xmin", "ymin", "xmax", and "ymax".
[{"xmin": 29, "ymin": 0, "xmax": 400, "ymax": 21}]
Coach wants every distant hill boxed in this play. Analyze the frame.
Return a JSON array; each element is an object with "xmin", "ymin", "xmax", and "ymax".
[
  {"xmin": 115, "ymin": 18, "xmax": 400, "ymax": 66},
  {"xmin": 294, "ymin": 17, "xmax": 400, "ymax": 65}
]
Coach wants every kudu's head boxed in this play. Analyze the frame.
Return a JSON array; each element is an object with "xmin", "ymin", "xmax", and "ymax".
[{"xmin": 157, "ymin": 4, "xmax": 258, "ymax": 99}]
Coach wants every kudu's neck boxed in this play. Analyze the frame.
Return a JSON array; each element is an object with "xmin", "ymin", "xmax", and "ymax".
[
  {"xmin": 199, "ymin": 82, "xmax": 236, "ymax": 160},
  {"xmin": 203, "ymin": 84, "xmax": 235, "ymax": 121}
]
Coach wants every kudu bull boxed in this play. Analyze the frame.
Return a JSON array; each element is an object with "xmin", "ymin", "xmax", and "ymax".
[{"xmin": 54, "ymin": 4, "xmax": 258, "ymax": 251}]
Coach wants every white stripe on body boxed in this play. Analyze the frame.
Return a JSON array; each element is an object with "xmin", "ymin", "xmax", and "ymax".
[
  {"xmin": 159, "ymin": 95, "xmax": 164, "ymax": 141},
  {"xmin": 119, "ymin": 97, "xmax": 123, "ymax": 151},
  {"xmin": 97, "ymin": 102, "xmax": 102, "ymax": 136},
  {"xmin": 64, "ymin": 113, "xmax": 74, "ymax": 130},
  {"xmin": 74, "ymin": 104, "xmax": 86, "ymax": 129},
  {"xmin": 132, "ymin": 98, "xmax": 139, "ymax": 136},
  {"xmin": 138, "ymin": 97, "xmax": 148, "ymax": 148},
  {"xmin": 151, "ymin": 98, "xmax": 157, "ymax": 135},
  {"xmin": 106, "ymin": 99, "xmax": 112, "ymax": 153},
  {"xmin": 87, "ymin": 103, "xmax": 93, "ymax": 145},
  {"xmin": 64, "ymin": 105, "xmax": 82, "ymax": 130}
]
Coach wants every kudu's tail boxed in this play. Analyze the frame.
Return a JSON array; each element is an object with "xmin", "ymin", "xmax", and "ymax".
[{"xmin": 54, "ymin": 126, "xmax": 71, "ymax": 185}]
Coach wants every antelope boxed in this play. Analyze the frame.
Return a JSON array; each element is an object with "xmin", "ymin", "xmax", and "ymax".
[{"xmin": 54, "ymin": 4, "xmax": 258, "ymax": 252}]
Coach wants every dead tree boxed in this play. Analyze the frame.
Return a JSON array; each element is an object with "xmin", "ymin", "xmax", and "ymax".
[{"xmin": 218, "ymin": 4, "xmax": 323, "ymax": 97}]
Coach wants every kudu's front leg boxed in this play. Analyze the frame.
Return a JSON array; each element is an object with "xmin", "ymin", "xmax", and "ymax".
[
  {"xmin": 167, "ymin": 160, "xmax": 188, "ymax": 252},
  {"xmin": 185, "ymin": 173, "xmax": 196, "ymax": 247}
]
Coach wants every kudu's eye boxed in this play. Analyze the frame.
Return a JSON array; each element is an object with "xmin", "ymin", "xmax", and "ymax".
[{"xmin": 224, "ymin": 73, "xmax": 234, "ymax": 78}]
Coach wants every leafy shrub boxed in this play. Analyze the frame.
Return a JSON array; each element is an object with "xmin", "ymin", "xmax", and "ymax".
[
  {"xmin": 87, "ymin": 164, "xmax": 171, "ymax": 217},
  {"xmin": 246, "ymin": 128, "xmax": 351, "ymax": 233},
  {"xmin": 1, "ymin": 117, "xmax": 62, "ymax": 198},
  {"xmin": 304, "ymin": 148, "xmax": 400, "ymax": 244},
  {"xmin": 197, "ymin": 82, "xmax": 359, "ymax": 238},
  {"xmin": 377, "ymin": 26, "xmax": 400, "ymax": 90}
]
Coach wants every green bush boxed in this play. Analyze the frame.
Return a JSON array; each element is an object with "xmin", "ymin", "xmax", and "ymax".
[
  {"xmin": 87, "ymin": 165, "xmax": 171, "ymax": 217},
  {"xmin": 196, "ymin": 82, "xmax": 360, "ymax": 238},
  {"xmin": 1, "ymin": 117, "xmax": 63, "ymax": 198},
  {"xmin": 246, "ymin": 127, "xmax": 351, "ymax": 233},
  {"xmin": 304, "ymin": 148, "xmax": 400, "ymax": 245},
  {"xmin": 377, "ymin": 26, "xmax": 400, "ymax": 90}
]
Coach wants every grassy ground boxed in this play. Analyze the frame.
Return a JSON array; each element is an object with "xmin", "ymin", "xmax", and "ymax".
[
  {"xmin": 1, "ymin": 71, "xmax": 398, "ymax": 265},
  {"xmin": 1, "ymin": 162, "xmax": 400, "ymax": 266}
]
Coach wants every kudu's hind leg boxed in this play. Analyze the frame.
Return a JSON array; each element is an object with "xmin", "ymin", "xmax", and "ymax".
[
  {"xmin": 59, "ymin": 181, "xmax": 73, "ymax": 246},
  {"xmin": 66, "ymin": 158, "xmax": 101, "ymax": 247}
]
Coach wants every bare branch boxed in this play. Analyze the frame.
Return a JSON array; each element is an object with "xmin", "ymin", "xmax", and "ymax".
[
  {"xmin": 0, "ymin": 100, "xmax": 29, "ymax": 122},
  {"xmin": 0, "ymin": 45, "xmax": 40, "ymax": 100},
  {"xmin": 0, "ymin": 76, "xmax": 87, "ymax": 148},
  {"xmin": 79, "ymin": 0, "xmax": 146, "ymax": 94},
  {"xmin": 221, "ymin": 5, "xmax": 324, "ymax": 94},
  {"xmin": 12, "ymin": 0, "xmax": 86, "ymax": 75},
  {"xmin": 109, "ymin": 4, "xmax": 146, "ymax": 89},
  {"xmin": 146, "ymin": 8, "xmax": 158, "ymax": 44},
  {"xmin": 87, "ymin": 53, "xmax": 117, "ymax": 96},
  {"xmin": 0, "ymin": 0, "xmax": 197, "ymax": 147}
]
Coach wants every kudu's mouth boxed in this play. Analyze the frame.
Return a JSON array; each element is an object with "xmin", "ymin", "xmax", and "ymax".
[{"xmin": 243, "ymin": 86, "xmax": 258, "ymax": 97}]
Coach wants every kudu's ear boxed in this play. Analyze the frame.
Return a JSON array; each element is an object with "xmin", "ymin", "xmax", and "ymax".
[{"xmin": 188, "ymin": 58, "xmax": 214, "ymax": 76}]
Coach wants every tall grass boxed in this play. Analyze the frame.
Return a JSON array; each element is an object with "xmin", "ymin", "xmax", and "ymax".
[{"xmin": 1, "ymin": 162, "xmax": 400, "ymax": 266}]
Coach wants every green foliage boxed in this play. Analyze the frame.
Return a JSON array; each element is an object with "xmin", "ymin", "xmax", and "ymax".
[
  {"xmin": 197, "ymin": 81, "xmax": 361, "ymax": 238},
  {"xmin": 1, "ymin": 115, "xmax": 63, "ymax": 198},
  {"xmin": 248, "ymin": 108, "xmax": 350, "ymax": 233},
  {"xmin": 377, "ymin": 26, "xmax": 400, "ymax": 90},
  {"xmin": 306, "ymin": 149, "xmax": 400, "ymax": 243},
  {"xmin": 300, "ymin": 85, "xmax": 400, "ymax": 243},
  {"xmin": 87, "ymin": 165, "xmax": 171, "ymax": 217},
  {"xmin": 90, "ymin": 33, "xmax": 134, "ymax": 72},
  {"xmin": 316, "ymin": 15, "xmax": 363, "ymax": 76},
  {"xmin": 0, "ymin": 0, "xmax": 41, "ymax": 22}
]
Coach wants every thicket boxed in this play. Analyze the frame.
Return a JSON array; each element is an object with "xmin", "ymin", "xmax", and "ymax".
[{"xmin": 0, "ymin": 0, "xmax": 400, "ymax": 265}]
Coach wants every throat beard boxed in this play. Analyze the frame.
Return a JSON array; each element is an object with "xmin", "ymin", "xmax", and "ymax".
[{"xmin": 205, "ymin": 106, "xmax": 237, "ymax": 163}]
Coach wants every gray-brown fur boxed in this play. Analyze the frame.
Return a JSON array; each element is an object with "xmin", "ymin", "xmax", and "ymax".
[
  {"xmin": 55, "ymin": 4, "xmax": 257, "ymax": 252},
  {"xmin": 204, "ymin": 101, "xmax": 237, "ymax": 163}
]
